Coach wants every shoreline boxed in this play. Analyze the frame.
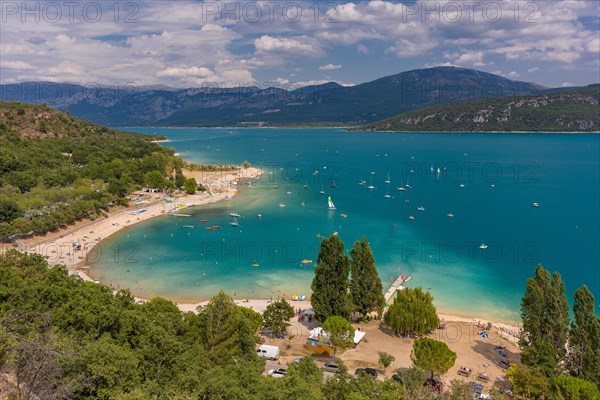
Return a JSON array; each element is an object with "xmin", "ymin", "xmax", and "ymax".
[
  {"xmin": 8, "ymin": 142, "xmax": 524, "ymax": 339},
  {"xmin": 17, "ymin": 166, "xmax": 263, "ymax": 274}
]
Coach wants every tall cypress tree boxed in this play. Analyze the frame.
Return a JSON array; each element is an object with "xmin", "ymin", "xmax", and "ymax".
[
  {"xmin": 520, "ymin": 265, "xmax": 569, "ymax": 376},
  {"xmin": 349, "ymin": 237, "xmax": 384, "ymax": 317},
  {"xmin": 311, "ymin": 235, "xmax": 350, "ymax": 321},
  {"xmin": 567, "ymin": 285, "xmax": 600, "ymax": 385}
]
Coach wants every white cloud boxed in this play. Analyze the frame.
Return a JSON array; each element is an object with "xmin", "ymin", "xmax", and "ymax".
[
  {"xmin": 507, "ymin": 71, "xmax": 521, "ymax": 79},
  {"xmin": 561, "ymin": 82, "xmax": 574, "ymax": 87},
  {"xmin": 274, "ymin": 77, "xmax": 290, "ymax": 85},
  {"xmin": 528, "ymin": 67, "xmax": 540, "ymax": 73},
  {"xmin": 254, "ymin": 35, "xmax": 323, "ymax": 57},
  {"xmin": 0, "ymin": 61, "xmax": 34, "ymax": 70},
  {"xmin": 319, "ymin": 64, "xmax": 342, "ymax": 71},
  {"xmin": 357, "ymin": 44, "xmax": 370, "ymax": 54},
  {"xmin": 156, "ymin": 67, "xmax": 214, "ymax": 79}
]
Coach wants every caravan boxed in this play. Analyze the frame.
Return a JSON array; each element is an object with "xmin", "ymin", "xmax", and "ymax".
[{"xmin": 256, "ymin": 344, "xmax": 280, "ymax": 361}]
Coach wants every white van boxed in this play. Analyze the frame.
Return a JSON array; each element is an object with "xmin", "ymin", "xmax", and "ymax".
[{"xmin": 256, "ymin": 345, "xmax": 280, "ymax": 360}]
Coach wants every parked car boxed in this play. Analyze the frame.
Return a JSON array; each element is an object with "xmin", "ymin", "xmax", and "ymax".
[
  {"xmin": 322, "ymin": 362, "xmax": 340, "ymax": 373},
  {"xmin": 267, "ymin": 368, "xmax": 287, "ymax": 378},
  {"xmin": 469, "ymin": 381, "xmax": 484, "ymax": 394},
  {"xmin": 355, "ymin": 368, "xmax": 378, "ymax": 378},
  {"xmin": 391, "ymin": 374, "xmax": 402, "ymax": 382}
]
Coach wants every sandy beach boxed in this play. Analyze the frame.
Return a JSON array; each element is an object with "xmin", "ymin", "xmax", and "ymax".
[{"xmin": 14, "ymin": 166, "xmax": 263, "ymax": 273}]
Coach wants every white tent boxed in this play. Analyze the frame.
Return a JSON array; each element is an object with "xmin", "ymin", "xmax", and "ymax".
[
  {"xmin": 353, "ymin": 330, "xmax": 366, "ymax": 344},
  {"xmin": 309, "ymin": 327, "xmax": 365, "ymax": 345}
]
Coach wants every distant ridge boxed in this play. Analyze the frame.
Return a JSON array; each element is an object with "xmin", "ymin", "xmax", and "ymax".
[
  {"xmin": 356, "ymin": 85, "xmax": 600, "ymax": 133},
  {"xmin": 1, "ymin": 67, "xmax": 544, "ymax": 127}
]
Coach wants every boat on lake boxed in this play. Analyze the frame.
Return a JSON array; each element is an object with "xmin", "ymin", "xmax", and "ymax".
[{"xmin": 328, "ymin": 196, "xmax": 336, "ymax": 210}]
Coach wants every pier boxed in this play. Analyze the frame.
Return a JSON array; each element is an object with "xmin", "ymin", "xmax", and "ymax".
[{"xmin": 383, "ymin": 275, "xmax": 410, "ymax": 310}]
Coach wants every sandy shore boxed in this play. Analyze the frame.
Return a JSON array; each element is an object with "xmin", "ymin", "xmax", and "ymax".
[{"xmin": 15, "ymin": 167, "xmax": 262, "ymax": 273}]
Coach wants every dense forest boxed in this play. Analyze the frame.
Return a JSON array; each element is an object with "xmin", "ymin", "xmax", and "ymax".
[{"xmin": 0, "ymin": 102, "xmax": 183, "ymax": 241}]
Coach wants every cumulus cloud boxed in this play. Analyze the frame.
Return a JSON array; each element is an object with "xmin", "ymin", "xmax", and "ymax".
[
  {"xmin": 319, "ymin": 64, "xmax": 342, "ymax": 71},
  {"xmin": 254, "ymin": 35, "xmax": 323, "ymax": 57}
]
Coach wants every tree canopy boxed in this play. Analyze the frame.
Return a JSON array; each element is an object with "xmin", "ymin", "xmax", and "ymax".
[
  {"xmin": 311, "ymin": 235, "xmax": 351, "ymax": 321},
  {"xmin": 384, "ymin": 287, "xmax": 440, "ymax": 335},
  {"xmin": 322, "ymin": 315, "xmax": 355, "ymax": 350},
  {"xmin": 262, "ymin": 299, "xmax": 295, "ymax": 337},
  {"xmin": 349, "ymin": 236, "xmax": 385, "ymax": 318},
  {"xmin": 520, "ymin": 264, "xmax": 570, "ymax": 376},
  {"xmin": 411, "ymin": 337, "xmax": 456, "ymax": 380}
]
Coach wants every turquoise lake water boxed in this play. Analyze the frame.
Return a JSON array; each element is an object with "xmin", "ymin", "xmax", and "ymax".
[{"xmin": 89, "ymin": 128, "xmax": 600, "ymax": 321}]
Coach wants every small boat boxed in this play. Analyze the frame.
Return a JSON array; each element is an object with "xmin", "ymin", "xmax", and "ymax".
[
  {"xmin": 230, "ymin": 217, "xmax": 239, "ymax": 227},
  {"xmin": 384, "ymin": 172, "xmax": 391, "ymax": 184},
  {"xmin": 301, "ymin": 259, "xmax": 312, "ymax": 264},
  {"xmin": 384, "ymin": 187, "xmax": 391, "ymax": 198},
  {"xmin": 279, "ymin": 203, "xmax": 286, "ymax": 207},
  {"xmin": 417, "ymin": 206, "xmax": 425, "ymax": 211},
  {"xmin": 397, "ymin": 186, "xmax": 406, "ymax": 192},
  {"xmin": 340, "ymin": 213, "xmax": 348, "ymax": 218},
  {"xmin": 459, "ymin": 183, "xmax": 465, "ymax": 188},
  {"xmin": 230, "ymin": 212, "xmax": 241, "ymax": 218},
  {"xmin": 404, "ymin": 199, "xmax": 411, "ymax": 203},
  {"xmin": 319, "ymin": 184, "xmax": 325, "ymax": 194},
  {"xmin": 447, "ymin": 213, "xmax": 454, "ymax": 218},
  {"xmin": 479, "ymin": 243, "xmax": 488, "ymax": 249},
  {"xmin": 183, "ymin": 225, "xmax": 194, "ymax": 228},
  {"xmin": 328, "ymin": 196, "xmax": 336, "ymax": 210},
  {"xmin": 330, "ymin": 180, "xmax": 337, "ymax": 188},
  {"xmin": 313, "ymin": 170, "xmax": 319, "ymax": 175},
  {"xmin": 251, "ymin": 262, "xmax": 260, "ymax": 267},
  {"xmin": 205, "ymin": 227, "xmax": 213, "ymax": 231},
  {"xmin": 212, "ymin": 225, "xmax": 221, "ymax": 229},
  {"xmin": 408, "ymin": 216, "xmax": 415, "ymax": 220},
  {"xmin": 358, "ymin": 177, "xmax": 366, "ymax": 186},
  {"xmin": 286, "ymin": 186, "xmax": 292, "ymax": 195},
  {"xmin": 368, "ymin": 177, "xmax": 375, "ymax": 190},
  {"xmin": 303, "ymin": 181, "xmax": 309, "ymax": 188},
  {"xmin": 437, "ymin": 167, "xmax": 441, "ymax": 174},
  {"xmin": 301, "ymin": 202, "xmax": 305, "ymax": 207},
  {"xmin": 257, "ymin": 214, "xmax": 262, "ymax": 218},
  {"xmin": 532, "ymin": 202, "xmax": 540, "ymax": 207},
  {"xmin": 200, "ymin": 219, "xmax": 208, "ymax": 223}
]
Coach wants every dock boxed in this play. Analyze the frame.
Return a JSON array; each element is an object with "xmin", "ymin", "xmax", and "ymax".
[{"xmin": 383, "ymin": 275, "xmax": 411, "ymax": 310}]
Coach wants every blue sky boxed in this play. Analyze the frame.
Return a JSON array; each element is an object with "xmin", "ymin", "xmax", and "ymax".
[{"xmin": 1, "ymin": 1, "xmax": 599, "ymax": 88}]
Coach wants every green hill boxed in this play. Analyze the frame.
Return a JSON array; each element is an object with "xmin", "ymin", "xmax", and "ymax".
[
  {"xmin": 357, "ymin": 85, "xmax": 600, "ymax": 132},
  {"xmin": 0, "ymin": 102, "xmax": 179, "ymax": 241}
]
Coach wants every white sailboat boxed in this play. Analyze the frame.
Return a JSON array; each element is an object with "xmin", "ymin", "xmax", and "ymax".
[
  {"xmin": 230, "ymin": 217, "xmax": 239, "ymax": 226},
  {"xmin": 384, "ymin": 172, "xmax": 391, "ymax": 184},
  {"xmin": 384, "ymin": 186, "xmax": 391, "ymax": 198},
  {"xmin": 328, "ymin": 196, "xmax": 336, "ymax": 210},
  {"xmin": 367, "ymin": 177, "xmax": 375, "ymax": 190},
  {"xmin": 359, "ymin": 177, "xmax": 366, "ymax": 186},
  {"xmin": 319, "ymin": 184, "xmax": 326, "ymax": 195}
]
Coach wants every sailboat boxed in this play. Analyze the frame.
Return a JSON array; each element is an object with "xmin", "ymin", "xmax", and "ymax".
[
  {"xmin": 330, "ymin": 180, "xmax": 337, "ymax": 188},
  {"xmin": 358, "ymin": 177, "xmax": 366, "ymax": 186},
  {"xmin": 384, "ymin": 186, "xmax": 391, "ymax": 198},
  {"xmin": 367, "ymin": 177, "xmax": 375, "ymax": 190},
  {"xmin": 286, "ymin": 185, "xmax": 292, "ymax": 195},
  {"xmin": 328, "ymin": 196, "xmax": 336, "ymax": 210},
  {"xmin": 384, "ymin": 172, "xmax": 391, "ymax": 184},
  {"xmin": 319, "ymin": 184, "xmax": 326, "ymax": 195},
  {"xmin": 303, "ymin": 181, "xmax": 309, "ymax": 188},
  {"xmin": 230, "ymin": 217, "xmax": 239, "ymax": 226}
]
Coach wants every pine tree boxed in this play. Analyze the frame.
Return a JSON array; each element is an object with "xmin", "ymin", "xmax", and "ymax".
[
  {"xmin": 520, "ymin": 265, "xmax": 570, "ymax": 376},
  {"xmin": 567, "ymin": 285, "xmax": 600, "ymax": 385},
  {"xmin": 311, "ymin": 235, "xmax": 351, "ymax": 321},
  {"xmin": 349, "ymin": 237, "xmax": 385, "ymax": 318}
]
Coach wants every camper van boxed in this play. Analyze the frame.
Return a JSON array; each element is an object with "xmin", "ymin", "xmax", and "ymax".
[{"xmin": 256, "ymin": 345, "xmax": 280, "ymax": 360}]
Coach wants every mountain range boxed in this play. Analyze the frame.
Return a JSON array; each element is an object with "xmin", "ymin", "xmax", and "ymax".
[{"xmin": 1, "ymin": 67, "xmax": 548, "ymax": 127}]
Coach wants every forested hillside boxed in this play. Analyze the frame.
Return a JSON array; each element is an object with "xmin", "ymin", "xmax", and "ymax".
[{"xmin": 0, "ymin": 102, "xmax": 180, "ymax": 241}]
